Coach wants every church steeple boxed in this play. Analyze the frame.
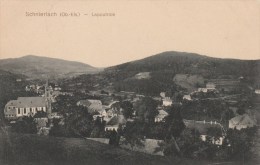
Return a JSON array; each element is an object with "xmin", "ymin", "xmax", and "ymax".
[{"xmin": 45, "ymin": 78, "xmax": 52, "ymax": 115}]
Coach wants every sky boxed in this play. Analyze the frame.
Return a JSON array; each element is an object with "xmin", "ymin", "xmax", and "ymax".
[{"xmin": 0, "ymin": 0, "xmax": 259, "ymax": 67}]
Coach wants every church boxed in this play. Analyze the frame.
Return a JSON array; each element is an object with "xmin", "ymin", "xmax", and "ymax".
[{"xmin": 4, "ymin": 82, "xmax": 52, "ymax": 120}]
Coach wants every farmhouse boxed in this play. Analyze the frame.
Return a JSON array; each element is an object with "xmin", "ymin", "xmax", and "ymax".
[
  {"xmin": 229, "ymin": 114, "xmax": 256, "ymax": 130},
  {"xmin": 77, "ymin": 99, "xmax": 102, "ymax": 114},
  {"xmin": 105, "ymin": 115, "xmax": 126, "ymax": 132}
]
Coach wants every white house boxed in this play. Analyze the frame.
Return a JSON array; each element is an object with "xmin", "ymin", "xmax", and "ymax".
[
  {"xmin": 198, "ymin": 88, "xmax": 208, "ymax": 93},
  {"xmin": 255, "ymin": 89, "xmax": 260, "ymax": 94},
  {"xmin": 183, "ymin": 95, "xmax": 192, "ymax": 101},
  {"xmin": 162, "ymin": 97, "xmax": 172, "ymax": 106},
  {"xmin": 155, "ymin": 110, "xmax": 168, "ymax": 122}
]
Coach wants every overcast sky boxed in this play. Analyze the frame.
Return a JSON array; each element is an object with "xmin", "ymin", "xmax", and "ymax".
[{"xmin": 0, "ymin": 0, "xmax": 259, "ymax": 67}]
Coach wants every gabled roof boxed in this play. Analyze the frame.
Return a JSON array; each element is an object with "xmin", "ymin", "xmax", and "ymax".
[
  {"xmin": 155, "ymin": 110, "xmax": 168, "ymax": 119},
  {"xmin": 108, "ymin": 101, "xmax": 120, "ymax": 108},
  {"xmin": 78, "ymin": 100, "xmax": 91, "ymax": 107},
  {"xmin": 6, "ymin": 97, "xmax": 46, "ymax": 108},
  {"xmin": 6, "ymin": 100, "xmax": 18, "ymax": 107},
  {"xmin": 77, "ymin": 99, "xmax": 102, "ymax": 114},
  {"xmin": 229, "ymin": 114, "xmax": 256, "ymax": 127},
  {"xmin": 106, "ymin": 115, "xmax": 126, "ymax": 126},
  {"xmin": 184, "ymin": 120, "xmax": 222, "ymax": 135}
]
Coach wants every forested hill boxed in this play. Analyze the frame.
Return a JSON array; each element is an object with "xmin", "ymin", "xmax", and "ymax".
[
  {"xmin": 99, "ymin": 51, "xmax": 260, "ymax": 96},
  {"xmin": 105, "ymin": 51, "xmax": 260, "ymax": 81},
  {"xmin": 0, "ymin": 55, "xmax": 101, "ymax": 79}
]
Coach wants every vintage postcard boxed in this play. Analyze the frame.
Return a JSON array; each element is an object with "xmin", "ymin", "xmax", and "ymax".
[{"xmin": 0, "ymin": 0, "xmax": 259, "ymax": 164}]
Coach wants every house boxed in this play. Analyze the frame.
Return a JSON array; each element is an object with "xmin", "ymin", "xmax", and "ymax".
[
  {"xmin": 198, "ymin": 88, "xmax": 208, "ymax": 93},
  {"xmin": 160, "ymin": 92, "xmax": 166, "ymax": 98},
  {"xmin": 106, "ymin": 109, "xmax": 118, "ymax": 118},
  {"xmin": 105, "ymin": 115, "xmax": 126, "ymax": 132},
  {"xmin": 229, "ymin": 114, "xmax": 256, "ymax": 130},
  {"xmin": 155, "ymin": 110, "xmax": 168, "ymax": 122},
  {"xmin": 77, "ymin": 99, "xmax": 102, "ymax": 114},
  {"xmin": 184, "ymin": 119, "xmax": 224, "ymax": 145},
  {"xmin": 93, "ymin": 109, "xmax": 107, "ymax": 120},
  {"xmin": 162, "ymin": 97, "xmax": 172, "ymax": 106},
  {"xmin": 4, "ymin": 97, "xmax": 48, "ymax": 119},
  {"xmin": 206, "ymin": 82, "xmax": 216, "ymax": 90},
  {"xmin": 183, "ymin": 95, "xmax": 192, "ymax": 101},
  {"xmin": 255, "ymin": 89, "xmax": 260, "ymax": 94}
]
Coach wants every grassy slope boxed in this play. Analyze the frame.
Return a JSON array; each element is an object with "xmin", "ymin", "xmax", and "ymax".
[{"xmin": 0, "ymin": 131, "xmax": 241, "ymax": 165}]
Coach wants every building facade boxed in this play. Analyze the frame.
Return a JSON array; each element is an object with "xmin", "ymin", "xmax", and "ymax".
[{"xmin": 4, "ymin": 97, "xmax": 47, "ymax": 119}]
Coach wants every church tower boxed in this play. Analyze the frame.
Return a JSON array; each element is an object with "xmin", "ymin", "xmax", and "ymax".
[{"xmin": 45, "ymin": 79, "xmax": 52, "ymax": 114}]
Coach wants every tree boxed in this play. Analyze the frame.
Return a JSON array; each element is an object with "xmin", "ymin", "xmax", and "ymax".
[
  {"xmin": 225, "ymin": 127, "xmax": 257, "ymax": 161},
  {"xmin": 12, "ymin": 116, "xmax": 37, "ymax": 134},
  {"xmin": 121, "ymin": 120, "xmax": 145, "ymax": 150},
  {"xmin": 237, "ymin": 108, "xmax": 245, "ymax": 115},
  {"xmin": 108, "ymin": 130, "xmax": 119, "ymax": 146},
  {"xmin": 90, "ymin": 117, "xmax": 106, "ymax": 138},
  {"xmin": 64, "ymin": 106, "xmax": 94, "ymax": 137},
  {"xmin": 134, "ymin": 97, "xmax": 158, "ymax": 123},
  {"xmin": 49, "ymin": 118, "xmax": 67, "ymax": 137},
  {"xmin": 163, "ymin": 105, "xmax": 186, "ymax": 155},
  {"xmin": 120, "ymin": 101, "xmax": 133, "ymax": 119},
  {"xmin": 177, "ymin": 128, "xmax": 202, "ymax": 157},
  {"xmin": 165, "ymin": 105, "xmax": 185, "ymax": 139}
]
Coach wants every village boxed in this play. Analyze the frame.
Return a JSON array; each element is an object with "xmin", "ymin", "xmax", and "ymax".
[{"xmin": 3, "ymin": 76, "xmax": 259, "ymax": 158}]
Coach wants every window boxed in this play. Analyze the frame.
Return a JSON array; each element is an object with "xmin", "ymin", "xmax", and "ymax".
[
  {"xmin": 24, "ymin": 108, "xmax": 26, "ymax": 114},
  {"xmin": 18, "ymin": 109, "xmax": 20, "ymax": 114},
  {"xmin": 8, "ymin": 107, "xmax": 11, "ymax": 109}
]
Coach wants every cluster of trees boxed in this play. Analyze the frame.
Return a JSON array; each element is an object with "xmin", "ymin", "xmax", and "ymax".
[
  {"xmin": 11, "ymin": 116, "xmax": 37, "ymax": 134},
  {"xmin": 181, "ymin": 99, "xmax": 231, "ymax": 122},
  {"xmin": 49, "ymin": 106, "xmax": 98, "ymax": 138}
]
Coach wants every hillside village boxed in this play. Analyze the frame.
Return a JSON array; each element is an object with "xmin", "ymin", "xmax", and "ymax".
[
  {"xmin": 0, "ymin": 53, "xmax": 260, "ymax": 163},
  {"xmin": 2, "ymin": 72, "xmax": 260, "ymax": 160}
]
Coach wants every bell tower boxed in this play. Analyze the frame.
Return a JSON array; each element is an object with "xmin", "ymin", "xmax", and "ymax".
[{"xmin": 45, "ymin": 79, "xmax": 52, "ymax": 114}]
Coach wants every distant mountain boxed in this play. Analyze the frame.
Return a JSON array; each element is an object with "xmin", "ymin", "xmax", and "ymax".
[
  {"xmin": 102, "ymin": 51, "xmax": 260, "ymax": 95},
  {"xmin": 106, "ymin": 51, "xmax": 260, "ymax": 79},
  {"xmin": 0, "ymin": 55, "xmax": 102, "ymax": 79}
]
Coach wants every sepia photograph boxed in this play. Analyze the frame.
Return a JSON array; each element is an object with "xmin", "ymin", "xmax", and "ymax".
[{"xmin": 0, "ymin": 0, "xmax": 259, "ymax": 164}]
